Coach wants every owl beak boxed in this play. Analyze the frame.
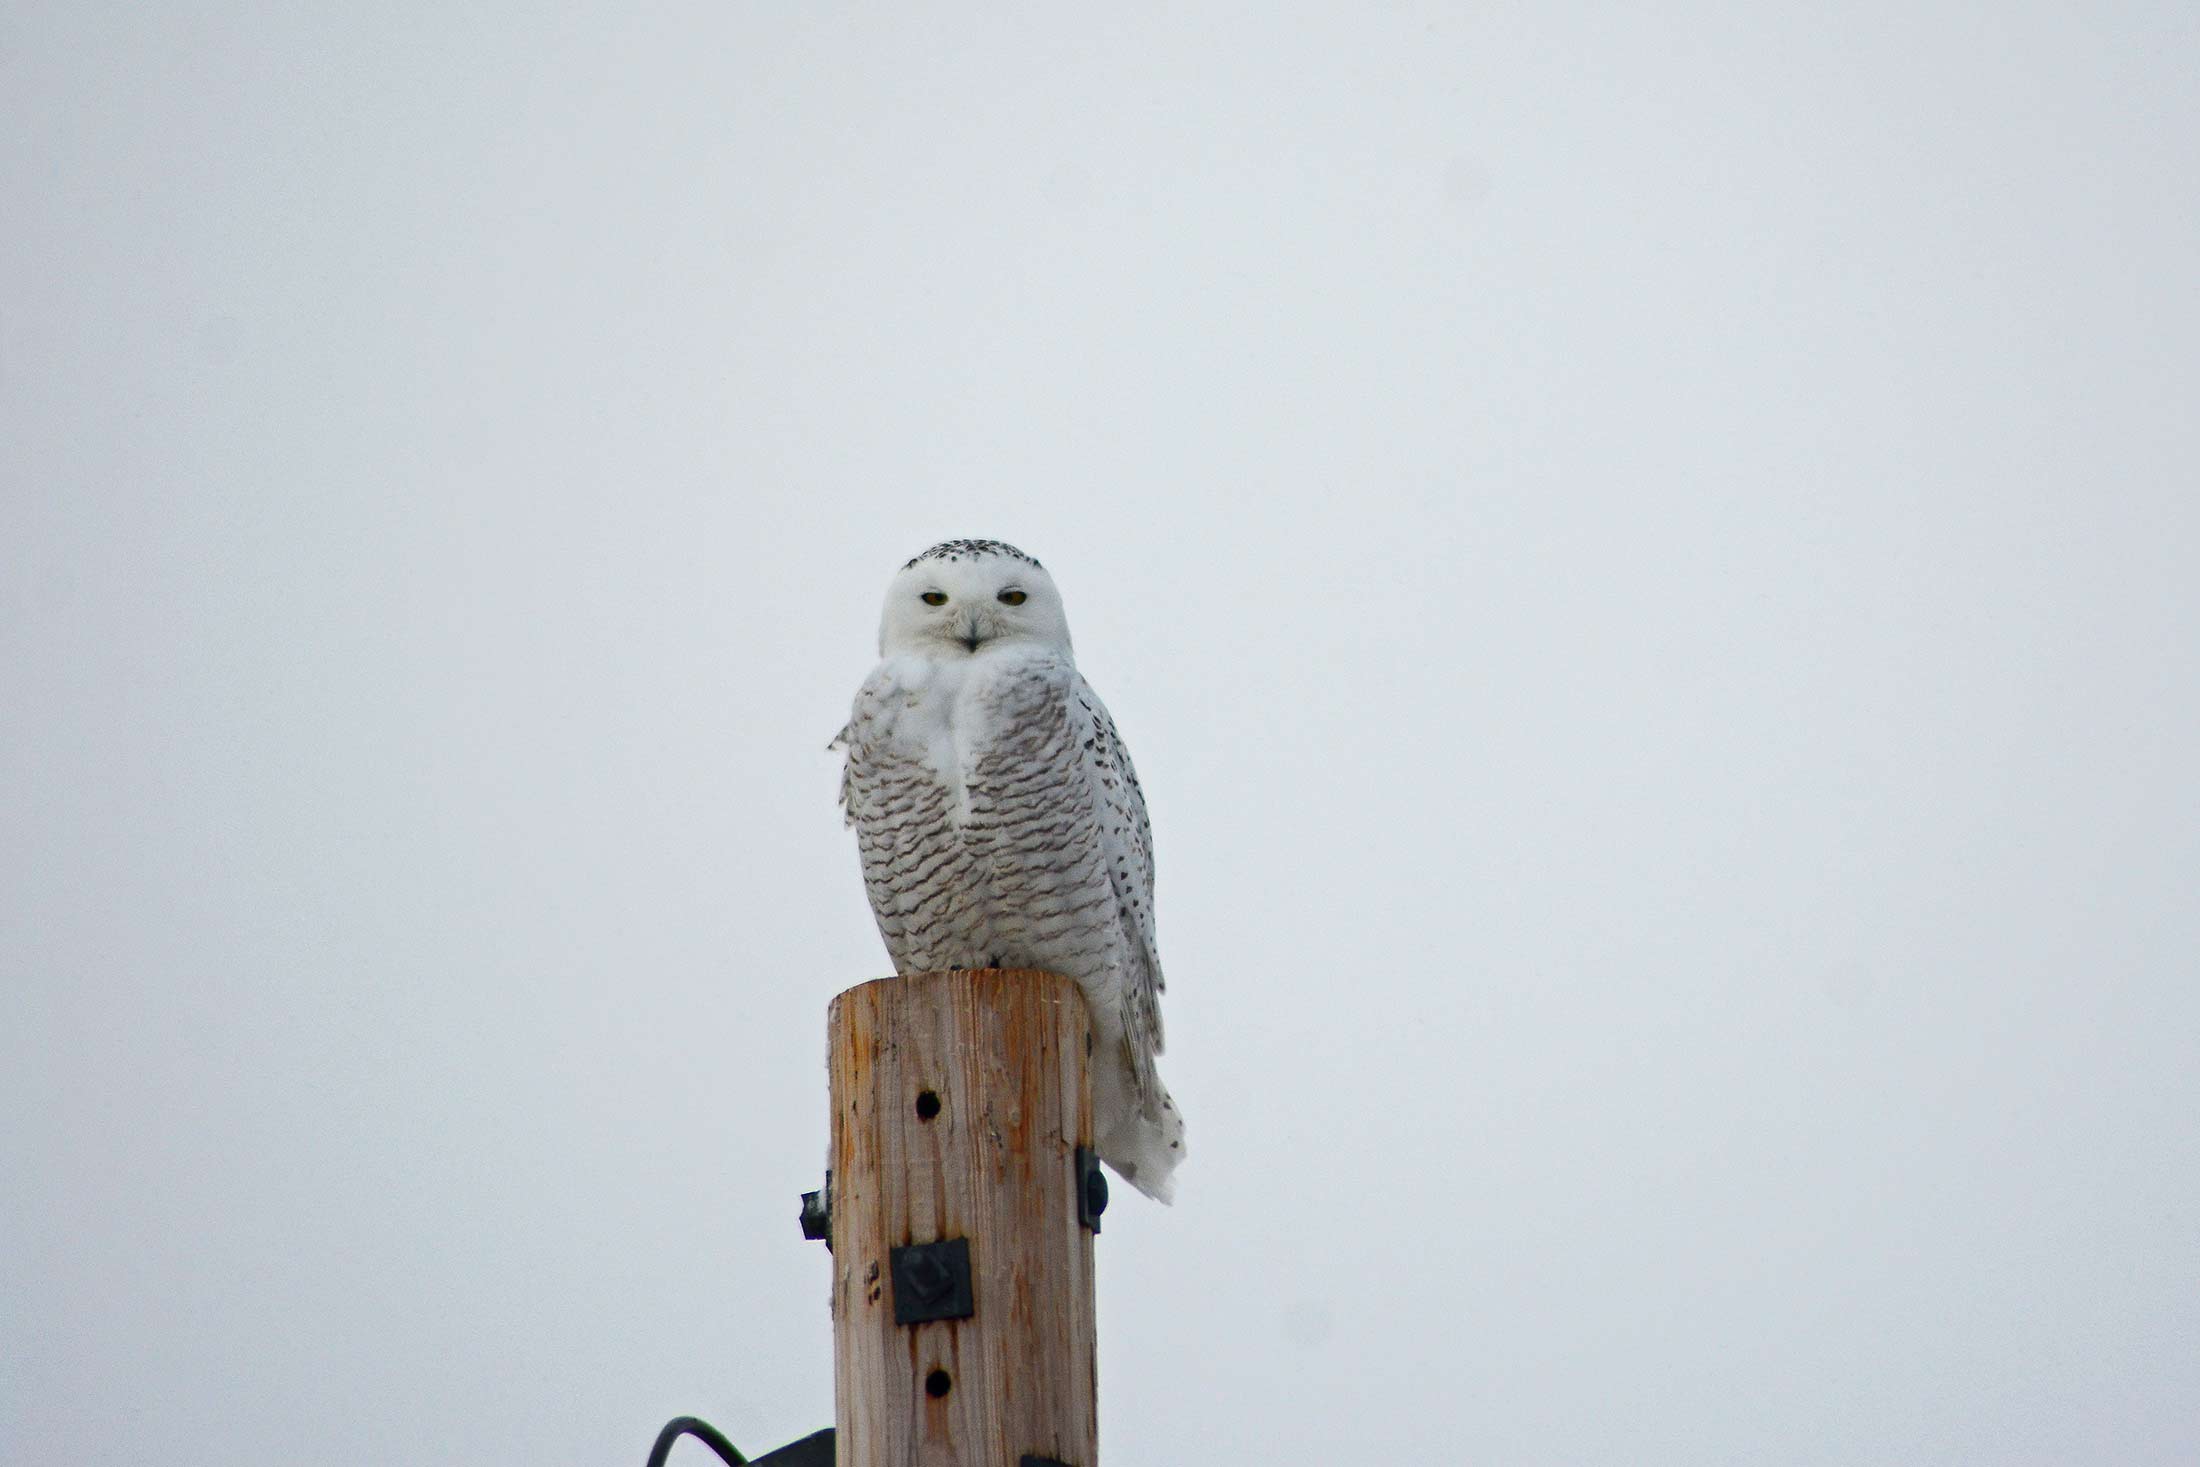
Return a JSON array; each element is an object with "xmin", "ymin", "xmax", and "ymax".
[{"xmin": 959, "ymin": 613, "xmax": 984, "ymax": 652}]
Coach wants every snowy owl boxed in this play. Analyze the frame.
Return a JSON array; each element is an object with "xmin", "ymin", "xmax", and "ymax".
[{"xmin": 834, "ymin": 539, "xmax": 1185, "ymax": 1202}]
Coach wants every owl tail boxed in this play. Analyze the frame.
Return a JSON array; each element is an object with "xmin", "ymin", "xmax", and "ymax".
[{"xmin": 1093, "ymin": 1059, "xmax": 1187, "ymax": 1204}]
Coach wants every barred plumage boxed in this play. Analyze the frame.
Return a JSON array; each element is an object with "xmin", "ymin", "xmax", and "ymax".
[{"xmin": 834, "ymin": 541, "xmax": 1185, "ymax": 1201}]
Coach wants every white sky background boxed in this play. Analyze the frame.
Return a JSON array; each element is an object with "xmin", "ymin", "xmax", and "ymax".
[{"xmin": 5, "ymin": 4, "xmax": 2197, "ymax": 1463}]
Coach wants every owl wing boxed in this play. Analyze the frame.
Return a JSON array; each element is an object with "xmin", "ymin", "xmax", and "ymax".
[
  {"xmin": 830, "ymin": 663, "xmax": 891, "ymax": 827},
  {"xmin": 1071, "ymin": 675, "xmax": 1166, "ymax": 1066}
]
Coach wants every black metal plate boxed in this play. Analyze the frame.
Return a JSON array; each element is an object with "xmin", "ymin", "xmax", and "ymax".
[
  {"xmin": 752, "ymin": 1428, "xmax": 835, "ymax": 1466},
  {"xmin": 890, "ymin": 1237, "xmax": 974, "ymax": 1325},
  {"xmin": 1075, "ymin": 1146, "xmax": 1107, "ymax": 1233},
  {"xmin": 799, "ymin": 1180, "xmax": 831, "ymax": 1245}
]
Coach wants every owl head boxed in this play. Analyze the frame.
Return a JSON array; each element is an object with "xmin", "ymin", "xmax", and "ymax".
[{"xmin": 878, "ymin": 539, "xmax": 1073, "ymax": 658}]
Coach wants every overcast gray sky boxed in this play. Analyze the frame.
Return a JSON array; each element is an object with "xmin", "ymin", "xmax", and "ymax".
[{"xmin": 5, "ymin": 4, "xmax": 2197, "ymax": 1464}]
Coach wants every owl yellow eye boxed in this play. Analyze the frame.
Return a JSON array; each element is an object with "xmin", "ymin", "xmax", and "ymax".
[
  {"xmin": 997, "ymin": 589, "xmax": 1027, "ymax": 605},
  {"xmin": 920, "ymin": 591, "xmax": 948, "ymax": 606}
]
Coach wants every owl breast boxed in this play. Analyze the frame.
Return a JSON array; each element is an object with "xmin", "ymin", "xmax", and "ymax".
[{"xmin": 843, "ymin": 651, "xmax": 1125, "ymax": 993}]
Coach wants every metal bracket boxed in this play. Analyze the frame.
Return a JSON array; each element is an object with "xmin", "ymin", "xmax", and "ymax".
[
  {"xmin": 1020, "ymin": 1457, "xmax": 1073, "ymax": 1467},
  {"xmin": 1075, "ymin": 1146, "xmax": 1107, "ymax": 1233},
  {"xmin": 799, "ymin": 1174, "xmax": 832, "ymax": 1248},
  {"xmin": 754, "ymin": 1428, "xmax": 835, "ymax": 1467},
  {"xmin": 890, "ymin": 1237, "xmax": 974, "ymax": 1325}
]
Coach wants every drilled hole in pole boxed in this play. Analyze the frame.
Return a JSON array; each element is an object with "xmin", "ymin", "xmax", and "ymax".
[
  {"xmin": 925, "ymin": 1368, "xmax": 952, "ymax": 1399},
  {"xmin": 914, "ymin": 1090, "xmax": 941, "ymax": 1121}
]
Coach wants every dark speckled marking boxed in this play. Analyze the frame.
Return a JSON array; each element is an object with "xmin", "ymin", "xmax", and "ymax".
[{"xmin": 903, "ymin": 539, "xmax": 1044, "ymax": 571}]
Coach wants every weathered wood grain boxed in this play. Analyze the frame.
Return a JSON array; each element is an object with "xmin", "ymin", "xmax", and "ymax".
[{"xmin": 828, "ymin": 969, "xmax": 1097, "ymax": 1467}]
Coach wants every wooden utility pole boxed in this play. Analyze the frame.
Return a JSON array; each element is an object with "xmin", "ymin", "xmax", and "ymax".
[{"xmin": 825, "ymin": 968, "xmax": 1100, "ymax": 1467}]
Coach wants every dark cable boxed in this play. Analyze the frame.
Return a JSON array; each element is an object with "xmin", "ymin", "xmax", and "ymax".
[{"xmin": 646, "ymin": 1416, "xmax": 748, "ymax": 1467}]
